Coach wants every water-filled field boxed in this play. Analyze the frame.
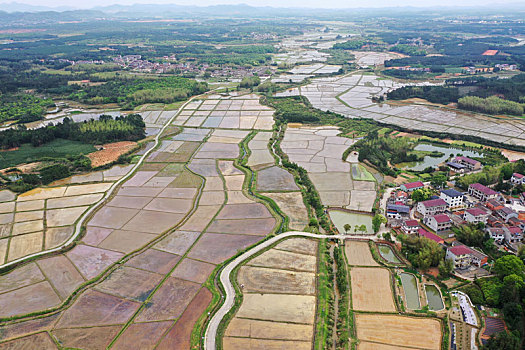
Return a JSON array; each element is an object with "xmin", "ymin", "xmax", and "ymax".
[{"xmin": 329, "ymin": 210, "xmax": 373, "ymax": 234}]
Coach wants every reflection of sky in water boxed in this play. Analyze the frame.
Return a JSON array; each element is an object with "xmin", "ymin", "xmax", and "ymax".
[{"xmin": 399, "ymin": 143, "xmax": 483, "ymax": 171}]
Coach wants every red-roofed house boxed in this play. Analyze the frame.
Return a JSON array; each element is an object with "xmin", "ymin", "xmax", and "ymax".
[
  {"xmin": 400, "ymin": 181, "xmax": 424, "ymax": 192},
  {"xmin": 418, "ymin": 228, "xmax": 444, "ymax": 244},
  {"xmin": 401, "ymin": 219, "xmax": 420, "ymax": 235},
  {"xmin": 468, "ymin": 183, "xmax": 499, "ymax": 202},
  {"xmin": 506, "ymin": 226, "xmax": 523, "ymax": 243},
  {"xmin": 454, "ymin": 156, "xmax": 482, "ymax": 172},
  {"xmin": 424, "ymin": 213, "xmax": 452, "ymax": 232},
  {"xmin": 416, "ymin": 198, "xmax": 447, "ymax": 217},
  {"xmin": 486, "ymin": 199, "xmax": 504, "ymax": 212},
  {"xmin": 463, "ymin": 207, "xmax": 489, "ymax": 224},
  {"xmin": 511, "ymin": 173, "xmax": 525, "ymax": 185},
  {"xmin": 446, "ymin": 244, "xmax": 488, "ymax": 268}
]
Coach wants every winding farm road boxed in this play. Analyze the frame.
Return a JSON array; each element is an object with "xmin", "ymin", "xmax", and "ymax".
[{"xmin": 204, "ymin": 231, "xmax": 347, "ymax": 350}]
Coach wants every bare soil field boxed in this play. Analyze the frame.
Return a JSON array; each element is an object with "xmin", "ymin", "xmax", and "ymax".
[
  {"xmin": 235, "ymin": 294, "xmax": 316, "ymax": 324},
  {"xmin": 262, "ymin": 192, "xmax": 308, "ymax": 231},
  {"xmin": 350, "ymin": 267, "xmax": 395, "ymax": 312},
  {"xmin": 248, "ymin": 248, "xmax": 316, "ymax": 272},
  {"xmin": 345, "ymin": 241, "xmax": 379, "ymax": 266},
  {"xmin": 238, "ymin": 266, "xmax": 316, "ymax": 295},
  {"xmin": 224, "ymin": 237, "xmax": 318, "ymax": 349},
  {"xmin": 87, "ymin": 141, "xmax": 137, "ymax": 168},
  {"xmin": 223, "ymin": 337, "xmax": 311, "ymax": 350},
  {"xmin": 355, "ymin": 314, "xmax": 442, "ymax": 350}
]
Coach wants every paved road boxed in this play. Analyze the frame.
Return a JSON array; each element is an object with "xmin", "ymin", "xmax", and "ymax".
[
  {"xmin": 0, "ymin": 92, "xmax": 208, "ymax": 270},
  {"xmin": 204, "ymin": 231, "xmax": 347, "ymax": 350}
]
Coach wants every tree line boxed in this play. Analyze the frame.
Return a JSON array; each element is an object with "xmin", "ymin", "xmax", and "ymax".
[{"xmin": 0, "ymin": 114, "xmax": 146, "ymax": 150}]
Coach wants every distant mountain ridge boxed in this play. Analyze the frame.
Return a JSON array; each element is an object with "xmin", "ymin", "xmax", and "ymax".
[{"xmin": 0, "ymin": 2, "xmax": 522, "ymax": 26}]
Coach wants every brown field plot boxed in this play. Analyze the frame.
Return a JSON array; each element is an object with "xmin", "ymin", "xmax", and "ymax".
[
  {"xmin": 355, "ymin": 314, "xmax": 442, "ymax": 350},
  {"xmin": 345, "ymin": 241, "xmax": 379, "ymax": 266},
  {"xmin": 87, "ymin": 141, "xmax": 137, "ymax": 168},
  {"xmin": 350, "ymin": 267, "xmax": 395, "ymax": 312},
  {"xmin": 224, "ymin": 238, "xmax": 318, "ymax": 349}
]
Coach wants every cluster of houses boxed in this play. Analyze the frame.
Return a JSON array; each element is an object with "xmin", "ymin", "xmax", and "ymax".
[
  {"xmin": 110, "ymin": 54, "xmax": 275, "ymax": 78},
  {"xmin": 387, "ymin": 177, "xmax": 525, "ymax": 272}
]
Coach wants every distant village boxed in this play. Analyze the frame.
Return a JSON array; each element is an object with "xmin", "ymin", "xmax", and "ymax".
[
  {"xmin": 57, "ymin": 55, "xmax": 274, "ymax": 79},
  {"xmin": 385, "ymin": 155, "xmax": 525, "ymax": 279}
]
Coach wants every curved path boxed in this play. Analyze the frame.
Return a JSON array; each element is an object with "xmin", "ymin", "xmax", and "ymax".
[
  {"xmin": 1, "ymin": 92, "xmax": 211, "ymax": 270},
  {"xmin": 204, "ymin": 231, "xmax": 346, "ymax": 350}
]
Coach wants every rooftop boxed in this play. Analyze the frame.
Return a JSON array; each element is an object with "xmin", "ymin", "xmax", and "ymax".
[
  {"xmin": 419, "ymin": 228, "xmax": 444, "ymax": 244},
  {"xmin": 446, "ymin": 161, "xmax": 466, "ymax": 169},
  {"xmin": 466, "ymin": 207, "xmax": 487, "ymax": 216},
  {"xmin": 513, "ymin": 173, "xmax": 524, "ymax": 179},
  {"xmin": 469, "ymin": 183, "xmax": 498, "ymax": 196},
  {"xmin": 441, "ymin": 188, "xmax": 463, "ymax": 198},
  {"xmin": 420, "ymin": 198, "xmax": 447, "ymax": 208},
  {"xmin": 449, "ymin": 245, "xmax": 472, "ymax": 256},
  {"xmin": 402, "ymin": 181, "xmax": 424, "ymax": 190},
  {"xmin": 404, "ymin": 219, "xmax": 419, "ymax": 227},
  {"xmin": 387, "ymin": 204, "xmax": 410, "ymax": 213},
  {"xmin": 431, "ymin": 214, "xmax": 451, "ymax": 223},
  {"xmin": 455, "ymin": 156, "xmax": 480, "ymax": 166}
]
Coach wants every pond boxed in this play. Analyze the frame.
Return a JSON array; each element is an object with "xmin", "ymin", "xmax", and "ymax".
[
  {"xmin": 425, "ymin": 284, "xmax": 444, "ymax": 311},
  {"xmin": 378, "ymin": 244, "xmax": 401, "ymax": 263},
  {"xmin": 397, "ymin": 143, "xmax": 483, "ymax": 171},
  {"xmin": 328, "ymin": 210, "xmax": 373, "ymax": 235},
  {"xmin": 400, "ymin": 273, "xmax": 420, "ymax": 310}
]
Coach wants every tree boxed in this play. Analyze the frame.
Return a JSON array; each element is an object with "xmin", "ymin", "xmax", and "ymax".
[
  {"xmin": 454, "ymin": 225, "xmax": 485, "ymax": 247},
  {"xmin": 482, "ymin": 331, "xmax": 520, "ymax": 350},
  {"xmin": 343, "ymin": 223, "xmax": 351, "ymax": 233},
  {"xmin": 430, "ymin": 174, "xmax": 447, "ymax": 189},
  {"xmin": 494, "ymin": 255, "xmax": 525, "ymax": 279},
  {"xmin": 411, "ymin": 189, "xmax": 431, "ymax": 203},
  {"xmin": 439, "ymin": 259, "xmax": 454, "ymax": 277},
  {"xmin": 372, "ymin": 214, "xmax": 386, "ymax": 233}
]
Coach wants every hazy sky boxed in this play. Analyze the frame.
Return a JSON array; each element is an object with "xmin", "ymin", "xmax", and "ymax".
[{"xmin": 0, "ymin": 0, "xmax": 520, "ymax": 8}]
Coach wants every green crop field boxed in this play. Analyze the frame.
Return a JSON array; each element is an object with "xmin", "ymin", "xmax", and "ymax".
[{"xmin": 0, "ymin": 139, "xmax": 96, "ymax": 169}]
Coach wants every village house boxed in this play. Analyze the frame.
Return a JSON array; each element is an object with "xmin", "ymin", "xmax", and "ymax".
[
  {"xmin": 416, "ymin": 198, "xmax": 447, "ymax": 217},
  {"xmin": 424, "ymin": 213, "xmax": 452, "ymax": 232},
  {"xmin": 521, "ymin": 192, "xmax": 525, "ymax": 206},
  {"xmin": 495, "ymin": 207, "xmax": 518, "ymax": 223},
  {"xmin": 440, "ymin": 189, "xmax": 464, "ymax": 210},
  {"xmin": 453, "ymin": 156, "xmax": 482, "ymax": 172},
  {"xmin": 418, "ymin": 228, "xmax": 445, "ymax": 244},
  {"xmin": 485, "ymin": 198, "xmax": 504, "ymax": 212},
  {"xmin": 468, "ymin": 183, "xmax": 499, "ymax": 202},
  {"xmin": 487, "ymin": 214, "xmax": 505, "ymax": 228},
  {"xmin": 390, "ymin": 190, "xmax": 408, "ymax": 205},
  {"xmin": 386, "ymin": 204, "xmax": 410, "ymax": 220},
  {"xmin": 511, "ymin": 173, "xmax": 525, "ymax": 186},
  {"xmin": 508, "ymin": 217, "xmax": 525, "ymax": 231},
  {"xmin": 446, "ymin": 161, "xmax": 467, "ymax": 174},
  {"xmin": 463, "ymin": 207, "xmax": 490, "ymax": 224},
  {"xmin": 401, "ymin": 219, "xmax": 420, "ymax": 235},
  {"xmin": 487, "ymin": 227, "xmax": 506, "ymax": 243},
  {"xmin": 400, "ymin": 181, "xmax": 425, "ymax": 193},
  {"xmin": 446, "ymin": 244, "xmax": 488, "ymax": 269},
  {"xmin": 505, "ymin": 226, "xmax": 523, "ymax": 243}
]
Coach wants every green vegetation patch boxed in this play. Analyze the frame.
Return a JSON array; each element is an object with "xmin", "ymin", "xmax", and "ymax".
[
  {"xmin": 0, "ymin": 93, "xmax": 55, "ymax": 124},
  {"xmin": 0, "ymin": 139, "xmax": 95, "ymax": 169}
]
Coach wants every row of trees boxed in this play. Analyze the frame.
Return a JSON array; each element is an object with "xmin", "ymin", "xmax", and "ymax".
[
  {"xmin": 0, "ymin": 114, "xmax": 146, "ymax": 149},
  {"xmin": 387, "ymin": 86, "xmax": 460, "ymax": 105}
]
